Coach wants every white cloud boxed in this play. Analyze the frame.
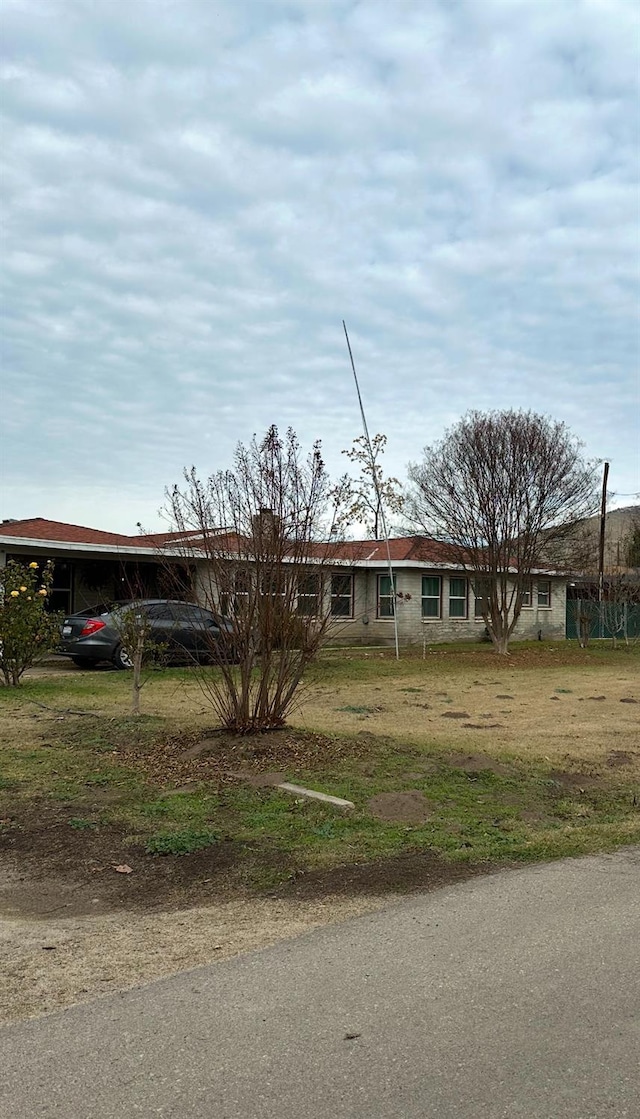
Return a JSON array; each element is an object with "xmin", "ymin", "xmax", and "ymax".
[{"xmin": 1, "ymin": 0, "xmax": 638, "ymax": 531}]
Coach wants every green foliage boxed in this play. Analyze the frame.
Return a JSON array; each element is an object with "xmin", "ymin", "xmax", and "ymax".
[
  {"xmin": 145, "ymin": 828, "xmax": 219, "ymax": 856},
  {"xmin": 342, "ymin": 432, "xmax": 405, "ymax": 537},
  {"xmin": 0, "ymin": 560, "xmax": 61, "ymax": 686}
]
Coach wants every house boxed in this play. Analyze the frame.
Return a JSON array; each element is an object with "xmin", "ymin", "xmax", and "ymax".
[{"xmin": 0, "ymin": 518, "xmax": 568, "ymax": 645}]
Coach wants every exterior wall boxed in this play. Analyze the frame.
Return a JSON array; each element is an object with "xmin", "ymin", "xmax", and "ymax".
[{"xmin": 327, "ymin": 568, "xmax": 567, "ymax": 646}]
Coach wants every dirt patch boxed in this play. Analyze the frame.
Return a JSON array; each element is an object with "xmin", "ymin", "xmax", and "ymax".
[
  {"xmin": 282, "ymin": 849, "xmax": 493, "ymax": 899},
  {"xmin": 115, "ymin": 727, "xmax": 369, "ymax": 789},
  {"xmin": 495, "ymin": 694, "xmax": 514, "ymax": 699},
  {"xmin": 0, "ymin": 808, "xmax": 246, "ymax": 918},
  {"xmin": 620, "ymin": 697, "xmax": 638, "ymax": 704},
  {"xmin": 230, "ymin": 770, "xmax": 285, "ymax": 788},
  {"xmin": 606, "ymin": 751, "xmax": 635, "ymax": 768},
  {"xmin": 440, "ymin": 711, "xmax": 470, "ymax": 719},
  {"xmin": 548, "ymin": 770, "xmax": 602, "ymax": 791},
  {"xmin": 368, "ymin": 790, "xmax": 432, "ymax": 824}
]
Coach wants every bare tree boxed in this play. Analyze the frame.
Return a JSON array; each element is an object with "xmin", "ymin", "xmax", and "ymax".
[
  {"xmin": 166, "ymin": 426, "xmax": 349, "ymax": 732},
  {"xmin": 111, "ymin": 604, "xmax": 167, "ymax": 715},
  {"xmin": 409, "ymin": 411, "xmax": 599, "ymax": 654},
  {"xmin": 342, "ymin": 433, "xmax": 405, "ymax": 538}
]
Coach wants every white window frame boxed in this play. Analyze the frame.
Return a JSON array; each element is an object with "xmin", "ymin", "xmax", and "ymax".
[
  {"xmin": 448, "ymin": 576, "xmax": 468, "ymax": 619},
  {"xmin": 377, "ymin": 574, "xmax": 396, "ymax": 619},
  {"xmin": 421, "ymin": 575, "xmax": 441, "ymax": 619},
  {"xmin": 297, "ymin": 571, "xmax": 321, "ymax": 617},
  {"xmin": 537, "ymin": 579, "xmax": 551, "ymax": 608},
  {"xmin": 330, "ymin": 572, "xmax": 354, "ymax": 618},
  {"xmin": 520, "ymin": 580, "xmax": 533, "ymax": 608}
]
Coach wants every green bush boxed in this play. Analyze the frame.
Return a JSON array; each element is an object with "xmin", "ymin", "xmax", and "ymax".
[{"xmin": 0, "ymin": 560, "xmax": 61, "ymax": 685}]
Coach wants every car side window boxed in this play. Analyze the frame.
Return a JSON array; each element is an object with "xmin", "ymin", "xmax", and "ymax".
[
  {"xmin": 165, "ymin": 603, "xmax": 201, "ymax": 623},
  {"xmin": 140, "ymin": 604, "xmax": 170, "ymax": 620}
]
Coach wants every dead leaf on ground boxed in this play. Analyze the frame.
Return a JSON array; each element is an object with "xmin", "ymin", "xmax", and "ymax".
[{"xmin": 112, "ymin": 864, "xmax": 133, "ymax": 875}]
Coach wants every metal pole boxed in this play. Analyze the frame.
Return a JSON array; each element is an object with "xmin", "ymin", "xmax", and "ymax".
[
  {"xmin": 343, "ymin": 321, "xmax": 400, "ymax": 660},
  {"xmin": 597, "ymin": 461, "xmax": 609, "ymax": 639}
]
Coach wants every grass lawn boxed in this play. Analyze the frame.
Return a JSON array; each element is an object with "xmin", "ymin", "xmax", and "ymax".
[{"xmin": 1, "ymin": 642, "xmax": 639, "ymax": 905}]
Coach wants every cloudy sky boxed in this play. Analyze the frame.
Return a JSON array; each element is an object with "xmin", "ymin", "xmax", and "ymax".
[{"xmin": 1, "ymin": 0, "xmax": 639, "ymax": 534}]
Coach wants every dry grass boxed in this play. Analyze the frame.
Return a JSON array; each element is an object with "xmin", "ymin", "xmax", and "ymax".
[{"xmin": 294, "ymin": 661, "xmax": 640, "ymax": 770}]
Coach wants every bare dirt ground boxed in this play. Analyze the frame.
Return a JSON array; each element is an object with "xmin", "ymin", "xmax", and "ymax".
[{"xmin": 0, "ymin": 872, "xmax": 387, "ymax": 1024}]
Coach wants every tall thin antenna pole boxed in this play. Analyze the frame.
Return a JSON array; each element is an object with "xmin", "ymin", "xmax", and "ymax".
[{"xmin": 343, "ymin": 320, "xmax": 400, "ymax": 660}]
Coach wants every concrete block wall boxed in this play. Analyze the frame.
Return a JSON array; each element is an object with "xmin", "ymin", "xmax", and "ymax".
[{"xmin": 327, "ymin": 569, "xmax": 567, "ymax": 647}]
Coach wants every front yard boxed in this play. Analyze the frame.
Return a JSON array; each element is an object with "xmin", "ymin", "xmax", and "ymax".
[
  {"xmin": 2, "ymin": 642, "xmax": 639, "ymax": 901},
  {"xmin": 2, "ymin": 642, "xmax": 639, "ymax": 1021}
]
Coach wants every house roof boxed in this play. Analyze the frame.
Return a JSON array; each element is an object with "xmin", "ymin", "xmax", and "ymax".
[
  {"xmin": 326, "ymin": 537, "xmax": 452, "ymax": 563},
  {"xmin": 0, "ymin": 518, "xmax": 460, "ymax": 568},
  {"xmin": 0, "ymin": 517, "xmax": 142, "ymax": 547},
  {"xmin": 0, "ymin": 518, "xmax": 559, "ymax": 575}
]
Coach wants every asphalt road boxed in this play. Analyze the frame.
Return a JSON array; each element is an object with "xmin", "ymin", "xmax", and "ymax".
[{"xmin": 2, "ymin": 849, "xmax": 639, "ymax": 1119}]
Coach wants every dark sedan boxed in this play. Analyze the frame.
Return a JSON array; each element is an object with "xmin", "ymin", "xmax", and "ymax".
[{"xmin": 57, "ymin": 599, "xmax": 233, "ymax": 669}]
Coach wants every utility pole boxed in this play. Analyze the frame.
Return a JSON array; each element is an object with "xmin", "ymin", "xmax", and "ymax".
[
  {"xmin": 597, "ymin": 462, "xmax": 609, "ymax": 604},
  {"xmin": 343, "ymin": 321, "xmax": 400, "ymax": 661},
  {"xmin": 597, "ymin": 461, "xmax": 609, "ymax": 640}
]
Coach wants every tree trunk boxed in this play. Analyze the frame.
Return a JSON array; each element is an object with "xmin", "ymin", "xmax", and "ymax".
[{"xmin": 131, "ymin": 638, "xmax": 144, "ymax": 716}]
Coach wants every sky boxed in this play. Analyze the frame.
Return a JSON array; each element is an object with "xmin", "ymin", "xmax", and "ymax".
[{"xmin": 1, "ymin": 0, "xmax": 639, "ymax": 534}]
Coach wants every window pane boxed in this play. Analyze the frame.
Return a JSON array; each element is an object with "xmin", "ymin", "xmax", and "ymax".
[
  {"xmin": 520, "ymin": 581, "xmax": 532, "ymax": 607},
  {"xmin": 422, "ymin": 576, "xmax": 439, "ymax": 597},
  {"xmin": 421, "ymin": 575, "xmax": 440, "ymax": 618},
  {"xmin": 378, "ymin": 574, "xmax": 396, "ymax": 617},
  {"xmin": 331, "ymin": 574, "xmax": 351, "ymax": 597},
  {"xmin": 449, "ymin": 577, "xmax": 467, "ymax": 618},
  {"xmin": 297, "ymin": 572, "xmax": 320, "ymax": 615},
  {"xmin": 330, "ymin": 573, "xmax": 353, "ymax": 617},
  {"xmin": 537, "ymin": 580, "xmax": 551, "ymax": 606}
]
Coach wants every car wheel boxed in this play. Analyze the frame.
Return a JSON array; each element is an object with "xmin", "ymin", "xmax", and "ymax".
[
  {"xmin": 112, "ymin": 645, "xmax": 133, "ymax": 670},
  {"xmin": 71, "ymin": 656, "xmax": 99, "ymax": 669}
]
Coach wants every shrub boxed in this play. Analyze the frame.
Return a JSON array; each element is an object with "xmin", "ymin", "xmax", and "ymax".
[{"xmin": 0, "ymin": 560, "xmax": 61, "ymax": 686}]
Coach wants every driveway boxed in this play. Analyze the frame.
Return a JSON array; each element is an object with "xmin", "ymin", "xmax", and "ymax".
[{"xmin": 1, "ymin": 848, "xmax": 639, "ymax": 1119}]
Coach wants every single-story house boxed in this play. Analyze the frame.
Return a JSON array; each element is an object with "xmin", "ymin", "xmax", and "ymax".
[{"xmin": 1, "ymin": 518, "xmax": 567, "ymax": 645}]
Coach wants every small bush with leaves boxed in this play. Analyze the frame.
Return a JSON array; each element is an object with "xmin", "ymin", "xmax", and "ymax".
[{"xmin": 0, "ymin": 560, "xmax": 61, "ymax": 686}]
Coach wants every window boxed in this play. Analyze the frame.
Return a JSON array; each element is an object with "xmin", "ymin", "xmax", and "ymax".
[
  {"xmin": 520, "ymin": 581, "xmax": 533, "ymax": 608},
  {"xmin": 166, "ymin": 603, "xmax": 200, "ymax": 622},
  {"xmin": 473, "ymin": 578, "xmax": 491, "ymax": 618},
  {"xmin": 232, "ymin": 570, "xmax": 251, "ymax": 614},
  {"xmin": 297, "ymin": 572, "xmax": 321, "ymax": 616},
  {"xmin": 448, "ymin": 577, "xmax": 468, "ymax": 618},
  {"xmin": 421, "ymin": 575, "xmax": 441, "ymax": 618},
  {"xmin": 537, "ymin": 580, "xmax": 551, "ymax": 608},
  {"xmin": 330, "ymin": 573, "xmax": 353, "ymax": 617},
  {"xmin": 377, "ymin": 574, "xmax": 396, "ymax": 618}
]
